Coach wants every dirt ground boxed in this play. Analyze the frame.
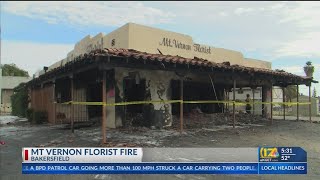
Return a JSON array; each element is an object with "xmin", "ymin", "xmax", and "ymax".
[{"xmin": 1, "ymin": 115, "xmax": 320, "ymax": 180}]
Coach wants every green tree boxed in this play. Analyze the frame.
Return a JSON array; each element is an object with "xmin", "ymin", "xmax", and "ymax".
[
  {"xmin": 303, "ymin": 61, "xmax": 314, "ymax": 77},
  {"xmin": 1, "ymin": 64, "xmax": 29, "ymax": 77},
  {"xmin": 313, "ymin": 87, "xmax": 317, "ymax": 98},
  {"xmin": 284, "ymin": 85, "xmax": 297, "ymax": 102}
]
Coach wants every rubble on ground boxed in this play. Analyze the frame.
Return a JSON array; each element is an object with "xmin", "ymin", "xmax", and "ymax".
[
  {"xmin": 104, "ymin": 127, "xmax": 184, "ymax": 147},
  {"xmin": 124, "ymin": 113, "xmax": 144, "ymax": 127},
  {"xmin": 172, "ymin": 112, "xmax": 267, "ymax": 129},
  {"xmin": 34, "ymin": 140, "xmax": 63, "ymax": 147}
]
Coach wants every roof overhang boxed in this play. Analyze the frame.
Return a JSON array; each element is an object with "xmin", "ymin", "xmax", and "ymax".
[{"xmin": 27, "ymin": 48, "xmax": 316, "ymax": 87}]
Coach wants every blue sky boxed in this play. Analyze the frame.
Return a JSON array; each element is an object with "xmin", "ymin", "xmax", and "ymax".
[{"xmin": 1, "ymin": 1, "xmax": 319, "ymax": 95}]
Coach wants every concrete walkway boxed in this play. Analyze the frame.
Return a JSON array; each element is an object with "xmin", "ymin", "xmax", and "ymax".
[{"xmin": 273, "ymin": 115, "xmax": 320, "ymax": 122}]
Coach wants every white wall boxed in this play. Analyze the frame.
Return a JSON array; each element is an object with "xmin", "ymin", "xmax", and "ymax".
[
  {"xmin": 0, "ymin": 75, "xmax": 32, "ymax": 113},
  {"xmin": 1, "ymin": 76, "xmax": 32, "ymax": 89},
  {"xmin": 228, "ymin": 86, "xmax": 283, "ymax": 102}
]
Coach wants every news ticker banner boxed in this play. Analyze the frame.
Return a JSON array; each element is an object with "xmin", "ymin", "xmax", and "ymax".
[{"xmin": 22, "ymin": 147, "xmax": 307, "ymax": 174}]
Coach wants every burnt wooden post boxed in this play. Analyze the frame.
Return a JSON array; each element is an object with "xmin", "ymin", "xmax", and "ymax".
[
  {"xmin": 31, "ymin": 87, "xmax": 34, "ymax": 112},
  {"xmin": 282, "ymin": 86, "xmax": 285, "ymax": 120},
  {"xmin": 233, "ymin": 79, "xmax": 236, "ymax": 128},
  {"xmin": 180, "ymin": 78, "xmax": 184, "ymax": 134},
  {"xmin": 309, "ymin": 84, "xmax": 312, "ymax": 123},
  {"xmin": 223, "ymin": 89, "xmax": 226, "ymax": 112},
  {"xmin": 53, "ymin": 80, "xmax": 56, "ymax": 124},
  {"xmin": 228, "ymin": 90, "xmax": 230, "ymax": 112},
  {"xmin": 70, "ymin": 75, "xmax": 74, "ymax": 133},
  {"xmin": 296, "ymin": 84, "xmax": 299, "ymax": 121},
  {"xmin": 270, "ymin": 83, "xmax": 273, "ymax": 125},
  {"xmin": 226, "ymin": 90, "xmax": 229, "ymax": 112},
  {"xmin": 102, "ymin": 71, "xmax": 107, "ymax": 144},
  {"xmin": 262, "ymin": 86, "xmax": 265, "ymax": 116},
  {"xmin": 41, "ymin": 84, "xmax": 44, "ymax": 111},
  {"xmin": 252, "ymin": 87, "xmax": 255, "ymax": 115}
]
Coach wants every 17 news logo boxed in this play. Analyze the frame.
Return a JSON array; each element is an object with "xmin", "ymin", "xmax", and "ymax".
[{"xmin": 259, "ymin": 147, "xmax": 280, "ymax": 162}]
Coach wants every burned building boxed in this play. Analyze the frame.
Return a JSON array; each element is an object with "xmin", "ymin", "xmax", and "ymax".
[{"xmin": 26, "ymin": 23, "xmax": 316, "ymax": 138}]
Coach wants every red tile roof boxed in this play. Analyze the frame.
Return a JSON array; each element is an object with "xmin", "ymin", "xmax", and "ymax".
[
  {"xmin": 30, "ymin": 48, "xmax": 316, "ymax": 85},
  {"xmin": 90, "ymin": 48, "xmax": 312, "ymax": 81}
]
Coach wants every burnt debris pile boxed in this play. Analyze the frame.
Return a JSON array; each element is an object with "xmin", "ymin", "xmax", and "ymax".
[{"xmin": 172, "ymin": 112, "xmax": 267, "ymax": 129}]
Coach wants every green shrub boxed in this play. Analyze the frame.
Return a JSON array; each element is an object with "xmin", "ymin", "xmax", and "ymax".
[
  {"xmin": 11, "ymin": 83, "xmax": 29, "ymax": 117},
  {"xmin": 32, "ymin": 111, "xmax": 48, "ymax": 124},
  {"xmin": 26, "ymin": 108, "xmax": 34, "ymax": 122}
]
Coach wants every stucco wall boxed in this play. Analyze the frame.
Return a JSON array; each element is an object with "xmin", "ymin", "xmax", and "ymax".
[
  {"xmin": 114, "ymin": 67, "xmax": 179, "ymax": 128},
  {"xmin": 128, "ymin": 23, "xmax": 194, "ymax": 58},
  {"xmin": 103, "ymin": 24, "xmax": 130, "ymax": 49},
  {"xmin": 74, "ymin": 35, "xmax": 92, "ymax": 58},
  {"xmin": 198, "ymin": 47, "xmax": 244, "ymax": 65},
  {"xmin": 45, "ymin": 23, "xmax": 272, "ymax": 73},
  {"xmin": 126, "ymin": 23, "xmax": 252, "ymax": 67},
  {"xmin": 243, "ymin": 58, "xmax": 271, "ymax": 69}
]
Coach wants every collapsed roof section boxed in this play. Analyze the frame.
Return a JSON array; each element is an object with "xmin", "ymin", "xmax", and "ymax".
[{"xmin": 27, "ymin": 48, "xmax": 317, "ymax": 87}]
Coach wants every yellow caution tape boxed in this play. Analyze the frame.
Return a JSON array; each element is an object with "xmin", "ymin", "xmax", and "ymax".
[
  {"xmin": 72, "ymin": 101, "xmax": 104, "ymax": 105},
  {"xmin": 56, "ymin": 100, "xmax": 311, "ymax": 106},
  {"xmin": 111, "ymin": 100, "xmax": 182, "ymax": 106},
  {"xmin": 184, "ymin": 100, "xmax": 231, "ymax": 104},
  {"xmin": 59, "ymin": 100, "xmax": 183, "ymax": 106}
]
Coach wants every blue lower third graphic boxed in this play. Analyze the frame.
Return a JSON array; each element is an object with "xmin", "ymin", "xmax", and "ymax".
[
  {"xmin": 22, "ymin": 162, "xmax": 307, "ymax": 174},
  {"xmin": 22, "ymin": 163, "xmax": 258, "ymax": 174}
]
